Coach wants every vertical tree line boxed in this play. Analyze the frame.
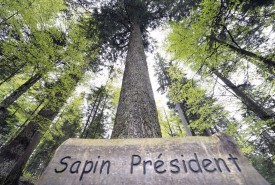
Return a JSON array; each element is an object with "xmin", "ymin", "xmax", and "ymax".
[
  {"xmin": 0, "ymin": 0, "xmax": 106, "ymax": 184},
  {"xmin": 166, "ymin": 0, "xmax": 275, "ymax": 182}
]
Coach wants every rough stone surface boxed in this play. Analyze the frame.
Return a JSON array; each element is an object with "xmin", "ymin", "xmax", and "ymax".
[{"xmin": 37, "ymin": 133, "xmax": 269, "ymax": 185}]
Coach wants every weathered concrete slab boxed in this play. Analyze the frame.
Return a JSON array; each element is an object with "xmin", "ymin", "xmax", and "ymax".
[{"xmin": 37, "ymin": 133, "xmax": 269, "ymax": 185}]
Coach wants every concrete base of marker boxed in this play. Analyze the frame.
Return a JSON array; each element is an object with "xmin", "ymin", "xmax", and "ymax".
[{"xmin": 37, "ymin": 133, "xmax": 269, "ymax": 185}]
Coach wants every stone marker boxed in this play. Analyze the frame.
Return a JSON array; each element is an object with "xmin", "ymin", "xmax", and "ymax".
[{"xmin": 37, "ymin": 133, "xmax": 269, "ymax": 185}]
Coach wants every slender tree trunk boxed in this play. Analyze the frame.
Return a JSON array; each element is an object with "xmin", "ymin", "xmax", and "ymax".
[
  {"xmin": 0, "ymin": 63, "xmax": 25, "ymax": 86},
  {"xmin": 111, "ymin": 23, "xmax": 161, "ymax": 138},
  {"xmin": 0, "ymin": 73, "xmax": 42, "ymax": 121},
  {"xmin": 0, "ymin": 107, "xmax": 21, "ymax": 147},
  {"xmin": 81, "ymin": 93, "xmax": 101, "ymax": 137},
  {"xmin": 176, "ymin": 121, "xmax": 183, "ymax": 135},
  {"xmin": 0, "ymin": 101, "xmax": 42, "ymax": 147},
  {"xmin": 0, "ymin": 106, "xmax": 55, "ymax": 185},
  {"xmin": 0, "ymin": 75, "xmax": 78, "ymax": 185},
  {"xmin": 10, "ymin": 101, "xmax": 44, "ymax": 141},
  {"xmin": 175, "ymin": 103, "xmax": 192, "ymax": 136},
  {"xmin": 164, "ymin": 110, "xmax": 174, "ymax": 137},
  {"xmin": 209, "ymin": 36, "xmax": 275, "ymax": 70},
  {"xmin": 213, "ymin": 69, "xmax": 274, "ymax": 123},
  {"xmin": 84, "ymin": 95, "xmax": 102, "ymax": 138},
  {"xmin": 25, "ymin": 113, "xmax": 82, "ymax": 178},
  {"xmin": 92, "ymin": 95, "xmax": 108, "ymax": 138}
]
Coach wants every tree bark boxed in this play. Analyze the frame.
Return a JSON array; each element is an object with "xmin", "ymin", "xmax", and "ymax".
[
  {"xmin": 175, "ymin": 103, "xmax": 192, "ymax": 136},
  {"xmin": 111, "ymin": 23, "xmax": 161, "ymax": 138},
  {"xmin": 0, "ymin": 73, "xmax": 42, "ymax": 121},
  {"xmin": 209, "ymin": 36, "xmax": 275, "ymax": 70},
  {"xmin": 0, "ymin": 106, "xmax": 56, "ymax": 185},
  {"xmin": 213, "ymin": 69, "xmax": 274, "ymax": 123},
  {"xmin": 0, "ymin": 75, "xmax": 78, "ymax": 185}
]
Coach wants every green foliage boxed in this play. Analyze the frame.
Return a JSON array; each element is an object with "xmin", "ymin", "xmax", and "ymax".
[
  {"xmin": 158, "ymin": 108, "xmax": 185, "ymax": 138},
  {"xmin": 0, "ymin": 0, "xmax": 101, "ymax": 144},
  {"xmin": 249, "ymin": 154, "xmax": 275, "ymax": 184},
  {"xmin": 166, "ymin": 0, "xmax": 275, "ymax": 182},
  {"xmin": 0, "ymin": 0, "xmax": 65, "ymax": 28},
  {"xmin": 0, "ymin": 0, "xmax": 274, "ymax": 183},
  {"xmin": 154, "ymin": 53, "xmax": 233, "ymax": 136},
  {"xmin": 0, "ymin": 0, "xmax": 66, "ymax": 80},
  {"xmin": 111, "ymin": 87, "xmax": 121, "ymax": 107},
  {"xmin": 24, "ymin": 95, "xmax": 84, "ymax": 177},
  {"xmin": 167, "ymin": 17, "xmax": 238, "ymax": 77},
  {"xmin": 168, "ymin": 64, "xmax": 231, "ymax": 135},
  {"xmin": 80, "ymin": 83, "xmax": 118, "ymax": 139},
  {"xmin": 167, "ymin": 0, "xmax": 275, "ymax": 76}
]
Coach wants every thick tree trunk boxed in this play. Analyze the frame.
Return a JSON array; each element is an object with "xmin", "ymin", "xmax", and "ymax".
[
  {"xmin": 209, "ymin": 36, "xmax": 275, "ymax": 70},
  {"xmin": 213, "ymin": 70, "xmax": 274, "ymax": 122},
  {"xmin": 25, "ymin": 110, "xmax": 83, "ymax": 178},
  {"xmin": 111, "ymin": 23, "xmax": 161, "ymax": 138},
  {"xmin": 0, "ymin": 107, "xmax": 20, "ymax": 146},
  {"xmin": 0, "ymin": 75, "xmax": 78, "ymax": 185},
  {"xmin": 0, "ymin": 102, "xmax": 42, "ymax": 147},
  {"xmin": 175, "ymin": 103, "xmax": 192, "ymax": 136},
  {"xmin": 0, "ymin": 73, "xmax": 42, "ymax": 121},
  {"xmin": 0, "ymin": 106, "xmax": 57, "ymax": 185}
]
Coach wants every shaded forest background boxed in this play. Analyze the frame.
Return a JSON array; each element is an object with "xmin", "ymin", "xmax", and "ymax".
[{"xmin": 0, "ymin": 0, "xmax": 274, "ymax": 184}]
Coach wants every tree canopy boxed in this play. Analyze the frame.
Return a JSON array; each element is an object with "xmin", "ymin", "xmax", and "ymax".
[
  {"xmin": 165, "ymin": 0, "xmax": 275, "ymax": 182},
  {"xmin": 0, "ymin": 0, "xmax": 274, "ymax": 184}
]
